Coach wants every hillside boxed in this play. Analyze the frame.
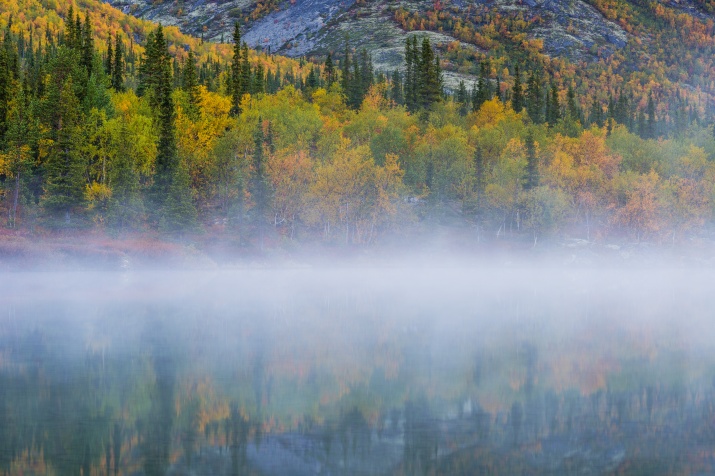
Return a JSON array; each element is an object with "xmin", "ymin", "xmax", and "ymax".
[
  {"xmin": 1, "ymin": 0, "xmax": 715, "ymax": 262},
  {"xmin": 104, "ymin": 0, "xmax": 715, "ymax": 121}
]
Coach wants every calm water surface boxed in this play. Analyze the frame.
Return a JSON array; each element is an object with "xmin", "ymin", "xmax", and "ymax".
[{"xmin": 0, "ymin": 267, "xmax": 713, "ymax": 475}]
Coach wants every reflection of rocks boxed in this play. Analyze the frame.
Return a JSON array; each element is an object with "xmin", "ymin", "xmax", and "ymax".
[{"xmin": 169, "ymin": 432, "xmax": 405, "ymax": 475}]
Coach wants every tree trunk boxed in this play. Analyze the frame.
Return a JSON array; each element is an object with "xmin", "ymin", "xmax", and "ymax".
[{"xmin": 11, "ymin": 172, "xmax": 20, "ymax": 228}]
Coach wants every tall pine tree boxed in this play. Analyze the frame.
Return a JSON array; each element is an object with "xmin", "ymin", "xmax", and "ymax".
[
  {"xmin": 511, "ymin": 65, "xmax": 523, "ymax": 113},
  {"xmin": 230, "ymin": 22, "xmax": 242, "ymax": 116},
  {"xmin": 111, "ymin": 33, "xmax": 125, "ymax": 92}
]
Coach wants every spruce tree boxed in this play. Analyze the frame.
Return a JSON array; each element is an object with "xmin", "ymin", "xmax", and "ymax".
[
  {"xmin": 111, "ymin": 33, "xmax": 125, "ymax": 92},
  {"xmin": 230, "ymin": 22, "xmax": 242, "ymax": 116},
  {"xmin": 0, "ymin": 38, "xmax": 11, "ymax": 142},
  {"xmin": 590, "ymin": 97, "xmax": 603, "ymax": 127},
  {"xmin": 456, "ymin": 80, "xmax": 468, "ymax": 116},
  {"xmin": 566, "ymin": 85, "xmax": 579, "ymax": 121},
  {"xmin": 305, "ymin": 65, "xmax": 317, "ymax": 90},
  {"xmin": 240, "ymin": 44, "xmax": 251, "ymax": 98},
  {"xmin": 524, "ymin": 131, "xmax": 538, "ymax": 191},
  {"xmin": 181, "ymin": 49, "xmax": 199, "ymax": 113},
  {"xmin": 417, "ymin": 37, "xmax": 440, "ymax": 109},
  {"xmin": 547, "ymin": 82, "xmax": 560, "ymax": 126},
  {"xmin": 390, "ymin": 70, "xmax": 403, "ymax": 105},
  {"xmin": 637, "ymin": 110, "xmax": 646, "ymax": 138},
  {"xmin": 647, "ymin": 92, "xmax": 656, "ymax": 139},
  {"xmin": 473, "ymin": 61, "xmax": 490, "ymax": 112},
  {"xmin": 65, "ymin": 5, "xmax": 76, "ymax": 49},
  {"xmin": 42, "ymin": 77, "xmax": 86, "ymax": 224},
  {"xmin": 403, "ymin": 36, "xmax": 419, "ymax": 112},
  {"xmin": 324, "ymin": 52, "xmax": 335, "ymax": 87},
  {"xmin": 358, "ymin": 48, "xmax": 373, "ymax": 102},
  {"xmin": 137, "ymin": 26, "xmax": 170, "ymax": 112},
  {"xmin": 341, "ymin": 36, "xmax": 351, "ymax": 101},
  {"xmin": 526, "ymin": 70, "xmax": 544, "ymax": 124},
  {"xmin": 251, "ymin": 118, "xmax": 270, "ymax": 247},
  {"xmin": 107, "ymin": 121, "xmax": 143, "ymax": 232},
  {"xmin": 159, "ymin": 161, "xmax": 198, "ymax": 234},
  {"xmin": 4, "ymin": 86, "xmax": 32, "ymax": 228},
  {"xmin": 105, "ymin": 36, "xmax": 113, "ymax": 78},
  {"xmin": 512, "ymin": 65, "xmax": 523, "ymax": 113},
  {"xmin": 253, "ymin": 61, "xmax": 265, "ymax": 94},
  {"xmin": 154, "ymin": 63, "xmax": 177, "ymax": 197},
  {"xmin": 81, "ymin": 14, "xmax": 93, "ymax": 74}
]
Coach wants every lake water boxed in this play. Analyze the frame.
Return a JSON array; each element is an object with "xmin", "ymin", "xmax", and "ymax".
[{"xmin": 1, "ymin": 266, "xmax": 713, "ymax": 475}]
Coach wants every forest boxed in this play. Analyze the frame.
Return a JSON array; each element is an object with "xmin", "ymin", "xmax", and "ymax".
[{"xmin": 1, "ymin": 0, "xmax": 715, "ymax": 252}]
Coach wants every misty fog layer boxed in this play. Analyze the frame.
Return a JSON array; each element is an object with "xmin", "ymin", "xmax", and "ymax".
[{"xmin": 1, "ymin": 267, "xmax": 713, "ymax": 475}]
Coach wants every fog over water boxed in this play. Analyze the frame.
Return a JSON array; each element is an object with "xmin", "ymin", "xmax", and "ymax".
[{"xmin": 1, "ymin": 264, "xmax": 715, "ymax": 475}]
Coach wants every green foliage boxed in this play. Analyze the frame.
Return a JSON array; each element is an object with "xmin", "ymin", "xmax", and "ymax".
[
  {"xmin": 107, "ymin": 120, "xmax": 144, "ymax": 232},
  {"xmin": 159, "ymin": 161, "xmax": 198, "ymax": 234},
  {"xmin": 41, "ymin": 77, "xmax": 87, "ymax": 225}
]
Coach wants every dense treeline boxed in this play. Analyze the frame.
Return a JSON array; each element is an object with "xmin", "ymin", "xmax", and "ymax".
[
  {"xmin": 392, "ymin": 0, "xmax": 715, "ymax": 140},
  {"xmin": 1, "ymin": 5, "xmax": 715, "ymax": 245}
]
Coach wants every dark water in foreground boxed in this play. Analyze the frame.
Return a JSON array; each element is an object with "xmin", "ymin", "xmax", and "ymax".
[{"xmin": 1, "ymin": 267, "xmax": 714, "ymax": 475}]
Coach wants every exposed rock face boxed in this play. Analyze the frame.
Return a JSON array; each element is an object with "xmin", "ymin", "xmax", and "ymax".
[
  {"xmin": 107, "ymin": 0, "xmax": 627, "ymax": 74},
  {"xmin": 516, "ymin": 0, "xmax": 628, "ymax": 60}
]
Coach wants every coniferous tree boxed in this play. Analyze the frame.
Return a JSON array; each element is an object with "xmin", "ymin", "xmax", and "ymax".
[
  {"xmin": 647, "ymin": 92, "xmax": 656, "ymax": 139},
  {"xmin": 251, "ymin": 118, "xmax": 270, "ymax": 247},
  {"xmin": 4, "ymin": 86, "xmax": 32, "ymax": 228},
  {"xmin": 404, "ymin": 36, "xmax": 419, "ymax": 112},
  {"xmin": 512, "ymin": 65, "xmax": 523, "ymax": 113},
  {"xmin": 42, "ymin": 77, "xmax": 86, "ymax": 224},
  {"xmin": 107, "ymin": 121, "xmax": 143, "ymax": 232},
  {"xmin": 607, "ymin": 94, "xmax": 616, "ymax": 122},
  {"xmin": 111, "ymin": 33, "xmax": 125, "ymax": 92},
  {"xmin": 390, "ymin": 70, "xmax": 403, "ymax": 105},
  {"xmin": 75, "ymin": 15, "xmax": 82, "ymax": 51},
  {"xmin": 143, "ymin": 27, "xmax": 184, "ymax": 218},
  {"xmin": 240, "ymin": 44, "xmax": 251, "ymax": 98},
  {"xmin": 253, "ymin": 61, "xmax": 265, "ymax": 94},
  {"xmin": 590, "ymin": 96, "xmax": 604, "ymax": 127},
  {"xmin": 358, "ymin": 48, "xmax": 373, "ymax": 100},
  {"xmin": 230, "ymin": 22, "xmax": 242, "ymax": 115},
  {"xmin": 456, "ymin": 80, "xmax": 468, "ymax": 116},
  {"xmin": 81, "ymin": 14, "xmax": 93, "ymax": 74},
  {"xmin": 306, "ymin": 64, "xmax": 318, "ymax": 90},
  {"xmin": 324, "ymin": 52, "xmax": 335, "ymax": 87},
  {"xmin": 637, "ymin": 110, "xmax": 646, "ymax": 138},
  {"xmin": 65, "ymin": 5, "xmax": 76, "ymax": 48},
  {"xmin": 341, "ymin": 36, "xmax": 351, "ymax": 100},
  {"xmin": 0, "ymin": 37, "xmax": 12, "ymax": 142},
  {"xmin": 181, "ymin": 49, "xmax": 199, "ymax": 113},
  {"xmin": 417, "ymin": 37, "xmax": 440, "ymax": 109},
  {"xmin": 154, "ymin": 71, "xmax": 177, "ymax": 194},
  {"xmin": 524, "ymin": 130, "xmax": 538, "ymax": 191},
  {"xmin": 137, "ymin": 25, "xmax": 170, "ymax": 112},
  {"xmin": 495, "ymin": 75, "xmax": 502, "ymax": 102},
  {"xmin": 105, "ymin": 36, "xmax": 113, "ymax": 78},
  {"xmin": 566, "ymin": 85, "xmax": 579, "ymax": 121},
  {"xmin": 473, "ymin": 61, "xmax": 490, "ymax": 112},
  {"xmin": 547, "ymin": 82, "xmax": 560, "ymax": 126},
  {"xmin": 159, "ymin": 161, "xmax": 198, "ymax": 234},
  {"xmin": 526, "ymin": 70, "xmax": 544, "ymax": 124}
]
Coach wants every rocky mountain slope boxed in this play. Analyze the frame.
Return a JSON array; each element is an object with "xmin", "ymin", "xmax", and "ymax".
[{"xmin": 107, "ymin": 0, "xmax": 626, "ymax": 70}]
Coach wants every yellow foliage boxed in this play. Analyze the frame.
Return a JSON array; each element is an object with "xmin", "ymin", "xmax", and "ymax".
[
  {"xmin": 85, "ymin": 182, "xmax": 112, "ymax": 210},
  {"xmin": 471, "ymin": 98, "xmax": 510, "ymax": 128},
  {"xmin": 306, "ymin": 141, "xmax": 404, "ymax": 244}
]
